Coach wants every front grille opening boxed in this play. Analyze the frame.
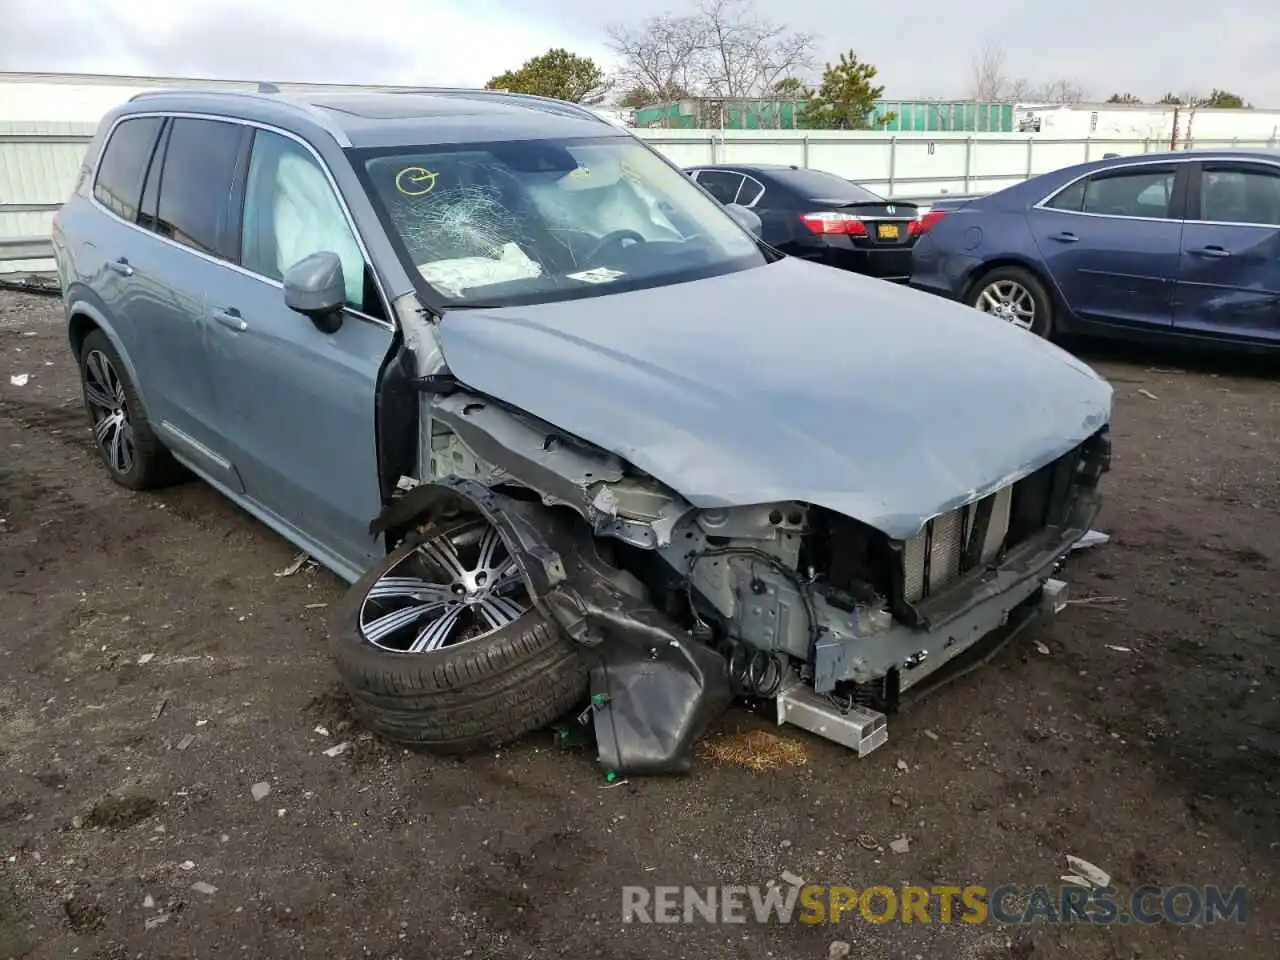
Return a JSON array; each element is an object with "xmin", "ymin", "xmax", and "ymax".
[
  {"xmin": 900, "ymin": 438, "xmax": 1094, "ymax": 605},
  {"xmin": 901, "ymin": 482, "xmax": 1013, "ymax": 604}
]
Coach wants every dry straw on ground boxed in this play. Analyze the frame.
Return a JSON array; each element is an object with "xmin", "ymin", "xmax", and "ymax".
[{"xmin": 697, "ymin": 728, "xmax": 810, "ymax": 772}]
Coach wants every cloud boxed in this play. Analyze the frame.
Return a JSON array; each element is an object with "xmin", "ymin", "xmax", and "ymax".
[
  {"xmin": 0, "ymin": 0, "xmax": 610, "ymax": 87},
  {"xmin": 1, "ymin": 0, "xmax": 1276, "ymax": 106}
]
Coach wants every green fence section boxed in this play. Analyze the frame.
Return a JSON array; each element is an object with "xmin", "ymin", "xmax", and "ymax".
[
  {"xmin": 874, "ymin": 101, "xmax": 1014, "ymax": 132},
  {"xmin": 632, "ymin": 99, "xmax": 1015, "ymax": 132}
]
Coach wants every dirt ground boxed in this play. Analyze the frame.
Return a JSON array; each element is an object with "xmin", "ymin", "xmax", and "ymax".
[{"xmin": 1, "ymin": 286, "xmax": 1278, "ymax": 960}]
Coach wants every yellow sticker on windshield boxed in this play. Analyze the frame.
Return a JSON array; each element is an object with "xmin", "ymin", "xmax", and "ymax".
[{"xmin": 395, "ymin": 167, "xmax": 439, "ymax": 196}]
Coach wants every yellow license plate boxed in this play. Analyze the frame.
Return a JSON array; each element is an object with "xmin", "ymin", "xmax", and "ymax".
[{"xmin": 877, "ymin": 223, "xmax": 900, "ymax": 240}]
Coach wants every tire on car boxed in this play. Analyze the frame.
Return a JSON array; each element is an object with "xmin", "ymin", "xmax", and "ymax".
[
  {"xmin": 78, "ymin": 328, "xmax": 186, "ymax": 489},
  {"xmin": 967, "ymin": 265, "xmax": 1054, "ymax": 338},
  {"xmin": 330, "ymin": 515, "xmax": 590, "ymax": 753}
]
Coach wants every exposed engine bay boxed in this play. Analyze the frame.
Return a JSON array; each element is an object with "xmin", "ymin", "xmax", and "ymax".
[{"xmin": 373, "ymin": 308, "xmax": 1112, "ymax": 775}]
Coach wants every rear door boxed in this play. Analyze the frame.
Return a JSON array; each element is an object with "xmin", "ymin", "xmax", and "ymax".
[
  {"xmin": 134, "ymin": 116, "xmax": 251, "ymax": 492},
  {"xmin": 1028, "ymin": 163, "xmax": 1188, "ymax": 329},
  {"xmin": 201, "ymin": 126, "xmax": 395, "ymax": 578},
  {"xmin": 1173, "ymin": 160, "xmax": 1280, "ymax": 344},
  {"xmin": 75, "ymin": 116, "xmax": 168, "ymax": 405}
]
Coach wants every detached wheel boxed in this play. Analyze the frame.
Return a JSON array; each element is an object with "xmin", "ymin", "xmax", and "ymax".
[
  {"xmin": 968, "ymin": 266, "xmax": 1053, "ymax": 337},
  {"xmin": 78, "ymin": 329, "xmax": 185, "ymax": 489},
  {"xmin": 331, "ymin": 516, "xmax": 589, "ymax": 753}
]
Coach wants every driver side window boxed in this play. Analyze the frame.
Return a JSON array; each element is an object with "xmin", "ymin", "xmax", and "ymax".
[{"xmin": 240, "ymin": 130, "xmax": 366, "ymax": 309}]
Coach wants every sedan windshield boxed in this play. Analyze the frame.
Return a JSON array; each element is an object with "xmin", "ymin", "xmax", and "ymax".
[{"xmin": 355, "ymin": 136, "xmax": 767, "ymax": 307}]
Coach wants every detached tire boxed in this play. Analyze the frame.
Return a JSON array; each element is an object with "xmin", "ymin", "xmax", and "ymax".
[{"xmin": 330, "ymin": 516, "xmax": 589, "ymax": 753}]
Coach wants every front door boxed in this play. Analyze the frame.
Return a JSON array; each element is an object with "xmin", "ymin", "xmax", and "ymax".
[
  {"xmin": 1173, "ymin": 160, "xmax": 1280, "ymax": 344},
  {"xmin": 1029, "ymin": 163, "xmax": 1187, "ymax": 329},
  {"xmin": 203, "ymin": 126, "xmax": 395, "ymax": 580}
]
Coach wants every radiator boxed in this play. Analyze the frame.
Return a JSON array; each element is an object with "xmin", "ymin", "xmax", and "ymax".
[{"xmin": 901, "ymin": 484, "xmax": 1013, "ymax": 603}]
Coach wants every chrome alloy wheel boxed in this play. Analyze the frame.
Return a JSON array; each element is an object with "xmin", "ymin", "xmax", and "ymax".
[
  {"xmin": 975, "ymin": 279, "xmax": 1036, "ymax": 330},
  {"xmin": 83, "ymin": 349, "xmax": 136, "ymax": 475},
  {"xmin": 358, "ymin": 519, "xmax": 530, "ymax": 654}
]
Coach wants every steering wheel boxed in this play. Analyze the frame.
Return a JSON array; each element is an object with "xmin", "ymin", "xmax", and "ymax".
[{"xmin": 583, "ymin": 229, "xmax": 646, "ymax": 265}]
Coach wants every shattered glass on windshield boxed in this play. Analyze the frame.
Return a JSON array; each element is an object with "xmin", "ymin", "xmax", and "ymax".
[{"xmin": 362, "ymin": 136, "xmax": 764, "ymax": 307}]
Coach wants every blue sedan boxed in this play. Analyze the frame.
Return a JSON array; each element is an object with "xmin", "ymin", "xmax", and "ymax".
[{"xmin": 909, "ymin": 150, "xmax": 1280, "ymax": 350}]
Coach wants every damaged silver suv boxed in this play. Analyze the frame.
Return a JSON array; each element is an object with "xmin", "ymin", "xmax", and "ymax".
[{"xmin": 53, "ymin": 89, "xmax": 1112, "ymax": 775}]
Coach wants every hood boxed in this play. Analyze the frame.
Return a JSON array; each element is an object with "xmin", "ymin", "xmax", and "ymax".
[{"xmin": 435, "ymin": 257, "xmax": 1112, "ymax": 540}]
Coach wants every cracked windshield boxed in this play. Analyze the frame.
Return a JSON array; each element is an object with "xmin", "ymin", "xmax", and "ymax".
[{"xmin": 362, "ymin": 136, "xmax": 765, "ymax": 306}]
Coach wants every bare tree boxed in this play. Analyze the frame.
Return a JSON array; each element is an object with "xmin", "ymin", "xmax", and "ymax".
[
  {"xmin": 607, "ymin": 0, "xmax": 815, "ymax": 104},
  {"xmin": 1004, "ymin": 77, "xmax": 1036, "ymax": 102},
  {"xmin": 968, "ymin": 40, "xmax": 1009, "ymax": 100},
  {"xmin": 606, "ymin": 12, "xmax": 707, "ymax": 104},
  {"xmin": 1035, "ymin": 78, "xmax": 1088, "ymax": 104},
  {"xmin": 696, "ymin": 0, "xmax": 815, "ymax": 97}
]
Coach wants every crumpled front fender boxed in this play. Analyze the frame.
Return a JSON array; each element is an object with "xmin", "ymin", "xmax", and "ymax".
[{"xmin": 382, "ymin": 478, "xmax": 732, "ymax": 776}]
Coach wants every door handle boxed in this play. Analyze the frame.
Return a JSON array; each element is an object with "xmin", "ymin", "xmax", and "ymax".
[
  {"xmin": 1049, "ymin": 232, "xmax": 1079, "ymax": 243},
  {"xmin": 1191, "ymin": 245, "xmax": 1230, "ymax": 258},
  {"xmin": 106, "ymin": 257, "xmax": 134, "ymax": 277},
  {"xmin": 212, "ymin": 307, "xmax": 248, "ymax": 332}
]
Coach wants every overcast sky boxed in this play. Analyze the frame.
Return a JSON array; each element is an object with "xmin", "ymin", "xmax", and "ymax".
[{"xmin": 1, "ymin": 0, "xmax": 1276, "ymax": 106}]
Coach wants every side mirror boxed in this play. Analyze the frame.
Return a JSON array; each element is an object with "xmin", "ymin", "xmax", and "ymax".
[
  {"xmin": 725, "ymin": 202, "xmax": 762, "ymax": 238},
  {"xmin": 283, "ymin": 251, "xmax": 346, "ymax": 334}
]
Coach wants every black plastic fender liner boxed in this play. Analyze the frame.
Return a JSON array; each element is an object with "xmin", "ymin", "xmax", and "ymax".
[{"xmin": 372, "ymin": 478, "xmax": 732, "ymax": 776}]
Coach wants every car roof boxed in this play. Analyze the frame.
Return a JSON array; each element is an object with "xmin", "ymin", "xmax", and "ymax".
[
  {"xmin": 686, "ymin": 163, "xmax": 810, "ymax": 173},
  {"xmin": 109, "ymin": 88, "xmax": 617, "ymax": 149},
  {"xmin": 1067, "ymin": 148, "xmax": 1280, "ymax": 174}
]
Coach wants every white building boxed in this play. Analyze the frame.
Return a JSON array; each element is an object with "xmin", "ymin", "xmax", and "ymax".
[{"xmin": 1015, "ymin": 101, "xmax": 1280, "ymax": 146}]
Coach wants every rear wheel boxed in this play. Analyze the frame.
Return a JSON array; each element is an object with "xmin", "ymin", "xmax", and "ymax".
[
  {"xmin": 78, "ymin": 329, "xmax": 185, "ymax": 489},
  {"xmin": 331, "ymin": 516, "xmax": 589, "ymax": 752},
  {"xmin": 968, "ymin": 266, "xmax": 1053, "ymax": 338}
]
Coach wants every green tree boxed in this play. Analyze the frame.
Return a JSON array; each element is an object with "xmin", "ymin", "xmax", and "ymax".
[
  {"xmin": 485, "ymin": 48, "xmax": 610, "ymax": 103},
  {"xmin": 795, "ymin": 50, "xmax": 885, "ymax": 130},
  {"xmin": 1157, "ymin": 92, "xmax": 1183, "ymax": 105},
  {"xmin": 1107, "ymin": 92, "xmax": 1142, "ymax": 103},
  {"xmin": 1200, "ymin": 88, "xmax": 1247, "ymax": 108},
  {"xmin": 770, "ymin": 76, "xmax": 807, "ymax": 97}
]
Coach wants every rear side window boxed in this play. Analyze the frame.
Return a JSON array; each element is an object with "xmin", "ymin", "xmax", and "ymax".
[
  {"xmin": 1044, "ymin": 179, "xmax": 1087, "ymax": 212},
  {"xmin": 768, "ymin": 168, "xmax": 880, "ymax": 203},
  {"xmin": 153, "ymin": 118, "xmax": 245, "ymax": 257},
  {"xmin": 737, "ymin": 177, "xmax": 765, "ymax": 206},
  {"xmin": 696, "ymin": 170, "xmax": 745, "ymax": 204},
  {"xmin": 93, "ymin": 117, "xmax": 165, "ymax": 222}
]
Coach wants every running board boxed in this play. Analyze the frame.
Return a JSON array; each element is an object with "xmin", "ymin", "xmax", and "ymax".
[{"xmin": 775, "ymin": 683, "xmax": 888, "ymax": 758}]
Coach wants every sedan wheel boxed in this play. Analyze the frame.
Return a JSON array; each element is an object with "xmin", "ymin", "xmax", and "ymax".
[
  {"xmin": 967, "ymin": 266, "xmax": 1053, "ymax": 338},
  {"xmin": 976, "ymin": 279, "xmax": 1037, "ymax": 330}
]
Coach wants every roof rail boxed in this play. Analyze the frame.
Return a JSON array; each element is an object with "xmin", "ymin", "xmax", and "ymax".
[
  {"xmin": 121, "ymin": 88, "xmax": 353, "ymax": 146},
  {"xmin": 386, "ymin": 87, "xmax": 611, "ymax": 126}
]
